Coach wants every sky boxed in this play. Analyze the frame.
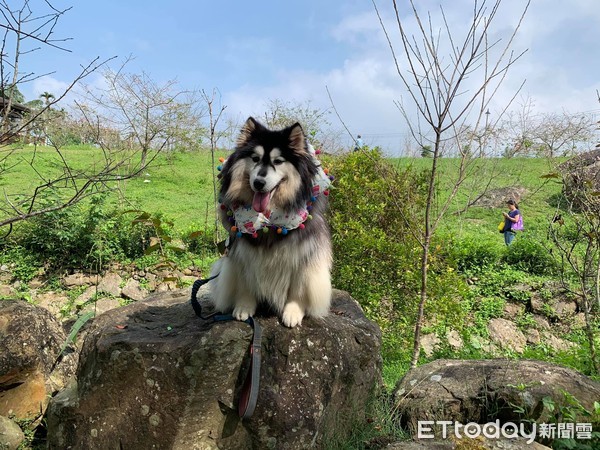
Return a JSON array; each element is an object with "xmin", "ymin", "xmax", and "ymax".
[{"xmin": 10, "ymin": 0, "xmax": 600, "ymax": 154}]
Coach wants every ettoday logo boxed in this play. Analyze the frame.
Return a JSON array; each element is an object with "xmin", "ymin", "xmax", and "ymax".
[{"xmin": 417, "ymin": 420, "xmax": 594, "ymax": 444}]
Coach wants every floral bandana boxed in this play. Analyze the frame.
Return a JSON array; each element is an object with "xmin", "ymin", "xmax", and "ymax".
[{"xmin": 218, "ymin": 144, "xmax": 333, "ymax": 237}]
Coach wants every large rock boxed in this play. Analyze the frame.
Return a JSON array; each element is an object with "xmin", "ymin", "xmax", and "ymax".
[
  {"xmin": 0, "ymin": 415, "xmax": 25, "ymax": 450},
  {"xmin": 487, "ymin": 318, "xmax": 526, "ymax": 353},
  {"xmin": 0, "ymin": 300, "xmax": 76, "ymax": 420},
  {"xmin": 393, "ymin": 359, "xmax": 600, "ymax": 434},
  {"xmin": 559, "ymin": 148, "xmax": 600, "ymax": 211},
  {"xmin": 47, "ymin": 288, "xmax": 382, "ymax": 449},
  {"xmin": 471, "ymin": 187, "xmax": 527, "ymax": 208}
]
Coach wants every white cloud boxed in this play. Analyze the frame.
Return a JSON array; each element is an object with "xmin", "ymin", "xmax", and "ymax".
[{"xmin": 32, "ymin": 76, "xmax": 70, "ymax": 99}]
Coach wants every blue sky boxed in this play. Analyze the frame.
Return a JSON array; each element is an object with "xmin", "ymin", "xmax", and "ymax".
[{"xmin": 14, "ymin": 0, "xmax": 600, "ymax": 152}]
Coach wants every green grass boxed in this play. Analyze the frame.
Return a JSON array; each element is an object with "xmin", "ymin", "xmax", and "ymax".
[
  {"xmin": 1, "ymin": 144, "xmax": 227, "ymax": 233},
  {"xmin": 2, "ymin": 145, "xmax": 564, "ymax": 239}
]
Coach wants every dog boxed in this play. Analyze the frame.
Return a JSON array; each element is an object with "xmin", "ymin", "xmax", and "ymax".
[{"xmin": 209, "ymin": 117, "xmax": 332, "ymax": 328}]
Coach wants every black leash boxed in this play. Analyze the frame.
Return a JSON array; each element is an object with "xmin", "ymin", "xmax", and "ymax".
[{"xmin": 190, "ymin": 276, "xmax": 262, "ymax": 419}]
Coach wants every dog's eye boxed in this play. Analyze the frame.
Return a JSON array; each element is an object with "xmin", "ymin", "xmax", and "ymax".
[
  {"xmin": 273, "ymin": 159, "xmax": 285, "ymax": 166},
  {"xmin": 251, "ymin": 155, "xmax": 260, "ymax": 163}
]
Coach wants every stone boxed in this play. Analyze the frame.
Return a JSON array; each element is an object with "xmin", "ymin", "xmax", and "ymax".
[
  {"xmin": 96, "ymin": 272, "xmax": 122, "ymax": 297},
  {"xmin": 544, "ymin": 333, "xmax": 575, "ymax": 353},
  {"xmin": 0, "ymin": 285, "xmax": 15, "ymax": 298},
  {"xmin": 28, "ymin": 277, "xmax": 44, "ymax": 289},
  {"xmin": 121, "ymin": 278, "xmax": 148, "ymax": 302},
  {"xmin": 445, "ymin": 330, "xmax": 463, "ymax": 350},
  {"xmin": 524, "ymin": 328, "xmax": 541, "ymax": 345},
  {"xmin": 393, "ymin": 359, "xmax": 600, "ymax": 435},
  {"xmin": 156, "ymin": 280, "xmax": 177, "ymax": 292},
  {"xmin": 487, "ymin": 318, "xmax": 526, "ymax": 353},
  {"xmin": 34, "ymin": 291, "xmax": 70, "ymax": 318},
  {"xmin": 80, "ymin": 298, "xmax": 121, "ymax": 317},
  {"xmin": 420, "ymin": 333, "xmax": 441, "ymax": 357},
  {"xmin": 503, "ymin": 302, "xmax": 525, "ymax": 319},
  {"xmin": 63, "ymin": 273, "xmax": 97, "ymax": 287},
  {"xmin": 471, "ymin": 187, "xmax": 528, "ymax": 208},
  {"xmin": 0, "ymin": 301, "xmax": 76, "ymax": 420},
  {"xmin": 533, "ymin": 315, "xmax": 550, "ymax": 330},
  {"xmin": 0, "ymin": 415, "xmax": 25, "ymax": 450},
  {"xmin": 75, "ymin": 286, "xmax": 99, "ymax": 306},
  {"xmin": 47, "ymin": 289, "xmax": 382, "ymax": 449},
  {"xmin": 0, "ymin": 273, "xmax": 13, "ymax": 283},
  {"xmin": 553, "ymin": 301, "xmax": 576, "ymax": 317}
]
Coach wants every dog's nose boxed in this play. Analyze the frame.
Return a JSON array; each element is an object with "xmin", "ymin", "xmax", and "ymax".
[{"xmin": 253, "ymin": 178, "xmax": 266, "ymax": 191}]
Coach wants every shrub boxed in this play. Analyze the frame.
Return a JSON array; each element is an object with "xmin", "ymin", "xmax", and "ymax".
[
  {"xmin": 502, "ymin": 237, "xmax": 558, "ymax": 275},
  {"xmin": 180, "ymin": 224, "xmax": 217, "ymax": 256},
  {"xmin": 325, "ymin": 149, "xmax": 473, "ymax": 362},
  {"xmin": 4, "ymin": 196, "xmax": 162, "ymax": 273},
  {"xmin": 326, "ymin": 149, "xmax": 425, "ymax": 315},
  {"xmin": 444, "ymin": 235, "xmax": 504, "ymax": 273}
]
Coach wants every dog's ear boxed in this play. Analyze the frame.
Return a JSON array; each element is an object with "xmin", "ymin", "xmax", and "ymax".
[
  {"xmin": 287, "ymin": 122, "xmax": 307, "ymax": 154},
  {"xmin": 236, "ymin": 117, "xmax": 261, "ymax": 148}
]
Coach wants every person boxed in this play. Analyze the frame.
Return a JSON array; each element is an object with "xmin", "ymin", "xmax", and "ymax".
[
  {"xmin": 354, "ymin": 135, "xmax": 363, "ymax": 152},
  {"xmin": 502, "ymin": 199, "xmax": 520, "ymax": 246}
]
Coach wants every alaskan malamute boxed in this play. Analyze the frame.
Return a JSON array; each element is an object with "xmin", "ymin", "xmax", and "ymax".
[{"xmin": 209, "ymin": 117, "xmax": 332, "ymax": 327}]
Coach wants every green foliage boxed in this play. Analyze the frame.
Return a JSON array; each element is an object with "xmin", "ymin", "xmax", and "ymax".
[
  {"xmin": 474, "ymin": 296, "xmax": 506, "ymax": 331},
  {"xmin": 180, "ymin": 224, "xmax": 217, "ymax": 256},
  {"xmin": 444, "ymin": 234, "xmax": 504, "ymax": 273},
  {"xmin": 322, "ymin": 392, "xmax": 409, "ymax": 450},
  {"xmin": 1, "ymin": 196, "xmax": 167, "ymax": 275},
  {"xmin": 60, "ymin": 310, "xmax": 95, "ymax": 353},
  {"xmin": 326, "ymin": 149, "xmax": 471, "ymax": 363},
  {"xmin": 502, "ymin": 237, "xmax": 558, "ymax": 275},
  {"xmin": 326, "ymin": 149, "xmax": 425, "ymax": 351}
]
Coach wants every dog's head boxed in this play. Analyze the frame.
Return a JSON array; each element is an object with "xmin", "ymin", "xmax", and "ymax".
[{"xmin": 220, "ymin": 117, "xmax": 317, "ymax": 213}]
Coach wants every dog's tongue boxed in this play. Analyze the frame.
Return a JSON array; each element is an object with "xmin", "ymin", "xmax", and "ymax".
[{"xmin": 252, "ymin": 191, "xmax": 270, "ymax": 213}]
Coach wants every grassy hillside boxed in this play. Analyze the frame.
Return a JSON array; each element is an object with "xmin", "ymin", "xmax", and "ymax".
[
  {"xmin": 1, "ymin": 145, "xmax": 227, "ymax": 232},
  {"xmin": 2, "ymin": 145, "xmax": 563, "ymax": 236}
]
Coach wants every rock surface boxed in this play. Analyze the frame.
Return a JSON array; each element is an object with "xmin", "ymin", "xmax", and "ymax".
[
  {"xmin": 471, "ymin": 186, "xmax": 527, "ymax": 208},
  {"xmin": 393, "ymin": 359, "xmax": 600, "ymax": 434},
  {"xmin": 47, "ymin": 288, "xmax": 382, "ymax": 449},
  {"xmin": 559, "ymin": 148, "xmax": 600, "ymax": 210},
  {"xmin": 0, "ymin": 300, "xmax": 76, "ymax": 420},
  {"xmin": 0, "ymin": 415, "xmax": 25, "ymax": 450},
  {"xmin": 386, "ymin": 436, "xmax": 551, "ymax": 449}
]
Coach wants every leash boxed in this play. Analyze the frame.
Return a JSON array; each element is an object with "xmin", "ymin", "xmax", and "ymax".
[{"xmin": 190, "ymin": 276, "xmax": 262, "ymax": 419}]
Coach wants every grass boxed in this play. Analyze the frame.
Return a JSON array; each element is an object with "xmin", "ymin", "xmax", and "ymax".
[
  {"xmin": 0, "ymin": 144, "xmax": 227, "ymax": 233},
  {"xmin": 2, "ymin": 145, "xmax": 564, "ymax": 239}
]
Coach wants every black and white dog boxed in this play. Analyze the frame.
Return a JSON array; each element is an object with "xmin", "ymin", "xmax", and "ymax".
[{"xmin": 209, "ymin": 117, "xmax": 332, "ymax": 327}]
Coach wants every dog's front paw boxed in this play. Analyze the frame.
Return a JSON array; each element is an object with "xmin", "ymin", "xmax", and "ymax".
[
  {"xmin": 282, "ymin": 302, "xmax": 305, "ymax": 328},
  {"xmin": 232, "ymin": 304, "xmax": 255, "ymax": 322}
]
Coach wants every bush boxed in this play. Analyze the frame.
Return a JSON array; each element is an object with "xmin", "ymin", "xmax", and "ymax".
[
  {"xmin": 326, "ymin": 149, "xmax": 426, "ymax": 316},
  {"xmin": 444, "ymin": 235, "xmax": 504, "ymax": 273},
  {"xmin": 180, "ymin": 224, "xmax": 217, "ymax": 255},
  {"xmin": 325, "ymin": 149, "xmax": 473, "ymax": 361},
  {"xmin": 502, "ymin": 237, "xmax": 558, "ymax": 275},
  {"xmin": 4, "ymin": 196, "xmax": 163, "ymax": 273}
]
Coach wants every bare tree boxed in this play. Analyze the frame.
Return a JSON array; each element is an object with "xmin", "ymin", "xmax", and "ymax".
[
  {"xmin": 547, "ymin": 170, "xmax": 600, "ymax": 374},
  {"xmin": 499, "ymin": 100, "xmax": 595, "ymax": 158},
  {"xmin": 374, "ymin": 0, "xmax": 529, "ymax": 368},
  {"xmin": 201, "ymin": 88, "xmax": 228, "ymax": 242},
  {"xmin": 260, "ymin": 99, "xmax": 344, "ymax": 152},
  {"xmin": 75, "ymin": 59, "xmax": 207, "ymax": 167},
  {"xmin": 0, "ymin": 1, "xmax": 122, "ymax": 233}
]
